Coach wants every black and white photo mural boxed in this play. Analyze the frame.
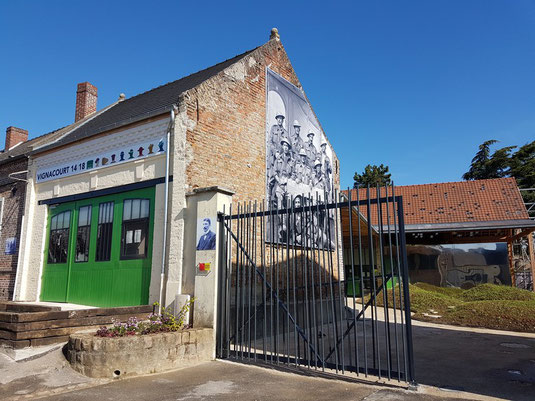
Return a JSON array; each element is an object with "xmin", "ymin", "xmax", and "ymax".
[{"xmin": 265, "ymin": 68, "xmax": 335, "ymax": 248}]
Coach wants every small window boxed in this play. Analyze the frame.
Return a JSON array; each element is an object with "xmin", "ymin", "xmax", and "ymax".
[
  {"xmin": 47, "ymin": 210, "xmax": 71, "ymax": 264},
  {"xmin": 96, "ymin": 202, "xmax": 114, "ymax": 261},
  {"xmin": 121, "ymin": 199, "xmax": 150, "ymax": 259},
  {"xmin": 75, "ymin": 205, "xmax": 92, "ymax": 262}
]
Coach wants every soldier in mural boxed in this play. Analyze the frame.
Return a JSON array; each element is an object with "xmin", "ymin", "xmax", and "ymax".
[
  {"xmin": 290, "ymin": 120, "xmax": 305, "ymax": 158},
  {"xmin": 305, "ymin": 131, "xmax": 318, "ymax": 169},
  {"xmin": 312, "ymin": 159, "xmax": 327, "ymax": 192},
  {"xmin": 269, "ymin": 112, "xmax": 288, "ymax": 167},
  {"xmin": 293, "ymin": 149, "xmax": 312, "ymax": 185},
  {"xmin": 320, "ymin": 141, "xmax": 332, "ymax": 183}
]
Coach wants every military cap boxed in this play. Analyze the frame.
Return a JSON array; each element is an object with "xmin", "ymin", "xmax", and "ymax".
[
  {"xmin": 293, "ymin": 120, "xmax": 301, "ymax": 127},
  {"xmin": 298, "ymin": 148, "xmax": 307, "ymax": 156},
  {"xmin": 314, "ymin": 159, "xmax": 322, "ymax": 167},
  {"xmin": 280, "ymin": 137, "xmax": 291, "ymax": 147},
  {"xmin": 320, "ymin": 141, "xmax": 327, "ymax": 147},
  {"xmin": 307, "ymin": 131, "xmax": 315, "ymax": 138},
  {"xmin": 275, "ymin": 112, "xmax": 285, "ymax": 119}
]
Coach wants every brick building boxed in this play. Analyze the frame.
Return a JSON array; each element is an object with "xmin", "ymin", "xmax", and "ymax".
[
  {"xmin": 13, "ymin": 31, "xmax": 340, "ymax": 312},
  {"xmin": 0, "ymin": 92, "xmax": 113, "ymax": 301}
]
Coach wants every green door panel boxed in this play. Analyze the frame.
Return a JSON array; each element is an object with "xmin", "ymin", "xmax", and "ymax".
[
  {"xmin": 40, "ymin": 203, "xmax": 74, "ymax": 302},
  {"xmin": 41, "ymin": 187, "xmax": 156, "ymax": 307}
]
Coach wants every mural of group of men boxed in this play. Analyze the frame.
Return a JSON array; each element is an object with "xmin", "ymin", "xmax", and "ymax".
[
  {"xmin": 267, "ymin": 112, "xmax": 333, "ymax": 209},
  {"xmin": 266, "ymin": 111, "xmax": 335, "ymax": 248}
]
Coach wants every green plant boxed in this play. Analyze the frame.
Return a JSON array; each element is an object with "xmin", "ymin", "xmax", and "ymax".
[{"xmin": 96, "ymin": 298, "xmax": 195, "ymax": 337}]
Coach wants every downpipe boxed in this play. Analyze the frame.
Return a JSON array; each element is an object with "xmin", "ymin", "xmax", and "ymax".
[{"xmin": 158, "ymin": 106, "xmax": 176, "ymax": 314}]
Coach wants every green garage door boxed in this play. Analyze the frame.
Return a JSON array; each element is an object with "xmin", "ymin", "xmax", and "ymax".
[{"xmin": 40, "ymin": 187, "xmax": 155, "ymax": 307}]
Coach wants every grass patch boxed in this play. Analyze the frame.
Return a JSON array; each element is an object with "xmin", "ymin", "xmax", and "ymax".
[
  {"xmin": 368, "ymin": 283, "xmax": 535, "ymax": 333},
  {"xmin": 460, "ymin": 284, "xmax": 535, "ymax": 302}
]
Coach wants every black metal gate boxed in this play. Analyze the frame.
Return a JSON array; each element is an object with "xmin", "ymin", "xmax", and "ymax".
[{"xmin": 216, "ymin": 186, "xmax": 415, "ymax": 384}]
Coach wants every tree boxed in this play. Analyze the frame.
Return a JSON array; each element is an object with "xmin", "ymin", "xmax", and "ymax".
[
  {"xmin": 353, "ymin": 164, "xmax": 392, "ymax": 188},
  {"xmin": 463, "ymin": 139, "xmax": 535, "ymax": 216},
  {"xmin": 462, "ymin": 140, "xmax": 515, "ymax": 180}
]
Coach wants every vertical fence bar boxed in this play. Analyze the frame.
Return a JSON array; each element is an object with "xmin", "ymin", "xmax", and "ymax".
[
  {"xmin": 385, "ymin": 185, "xmax": 401, "ymax": 381},
  {"xmin": 253, "ymin": 201, "xmax": 258, "ymax": 361},
  {"xmin": 234, "ymin": 203, "xmax": 241, "ymax": 359},
  {"xmin": 308, "ymin": 194, "xmax": 318, "ymax": 369},
  {"xmin": 269, "ymin": 199, "xmax": 275, "ymax": 363},
  {"xmin": 302, "ymin": 193, "xmax": 311, "ymax": 368},
  {"xmin": 366, "ymin": 186, "xmax": 381, "ymax": 377},
  {"xmin": 285, "ymin": 197, "xmax": 291, "ymax": 366},
  {"xmin": 315, "ymin": 194, "xmax": 326, "ymax": 372},
  {"xmin": 333, "ymin": 189, "xmax": 346, "ymax": 374},
  {"xmin": 291, "ymin": 196, "xmax": 299, "ymax": 367},
  {"xmin": 355, "ymin": 186, "xmax": 368, "ymax": 377},
  {"xmin": 377, "ymin": 185, "xmax": 392, "ymax": 380},
  {"xmin": 226, "ymin": 205, "xmax": 232, "ymax": 358},
  {"xmin": 324, "ymin": 190, "xmax": 339, "ymax": 373},
  {"xmin": 392, "ymin": 185, "xmax": 407, "ymax": 380},
  {"xmin": 218, "ymin": 206, "xmax": 226, "ymax": 359},
  {"xmin": 397, "ymin": 196, "xmax": 416, "ymax": 384},
  {"xmin": 261, "ymin": 200, "xmax": 267, "ymax": 360},
  {"xmin": 346, "ymin": 188, "xmax": 359, "ymax": 375}
]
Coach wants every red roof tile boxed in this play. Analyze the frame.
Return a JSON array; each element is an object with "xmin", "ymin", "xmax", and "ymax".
[{"xmin": 345, "ymin": 178, "xmax": 529, "ymax": 226}]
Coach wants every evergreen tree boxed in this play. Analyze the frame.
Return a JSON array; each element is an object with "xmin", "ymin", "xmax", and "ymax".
[
  {"xmin": 463, "ymin": 140, "xmax": 535, "ymax": 217},
  {"xmin": 353, "ymin": 164, "xmax": 392, "ymax": 188}
]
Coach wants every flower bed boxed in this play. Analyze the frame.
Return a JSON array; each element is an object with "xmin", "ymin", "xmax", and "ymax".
[
  {"xmin": 67, "ymin": 328, "xmax": 214, "ymax": 378},
  {"xmin": 66, "ymin": 299, "xmax": 214, "ymax": 378}
]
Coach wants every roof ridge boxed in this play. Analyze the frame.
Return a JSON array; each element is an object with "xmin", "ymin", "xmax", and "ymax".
[
  {"xmin": 394, "ymin": 177, "xmax": 514, "ymax": 188},
  {"xmin": 119, "ymin": 46, "xmax": 260, "ymax": 104}
]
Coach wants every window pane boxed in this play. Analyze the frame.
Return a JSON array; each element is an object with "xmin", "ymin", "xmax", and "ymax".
[
  {"xmin": 75, "ymin": 206, "xmax": 91, "ymax": 262},
  {"xmin": 47, "ymin": 211, "xmax": 71, "ymax": 264},
  {"xmin": 121, "ymin": 220, "xmax": 148, "ymax": 259},
  {"xmin": 123, "ymin": 200, "xmax": 132, "ymax": 221},
  {"xmin": 140, "ymin": 200, "xmax": 149, "ymax": 219},
  {"xmin": 62, "ymin": 211, "xmax": 71, "ymax": 229},
  {"xmin": 132, "ymin": 199, "xmax": 140, "ymax": 219},
  {"xmin": 96, "ymin": 202, "xmax": 114, "ymax": 261},
  {"xmin": 79, "ymin": 206, "xmax": 91, "ymax": 227}
]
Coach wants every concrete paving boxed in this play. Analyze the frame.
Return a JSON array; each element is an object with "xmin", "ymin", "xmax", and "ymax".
[
  {"xmin": 0, "ymin": 318, "xmax": 534, "ymax": 400},
  {"xmin": 412, "ymin": 323, "xmax": 535, "ymax": 401},
  {"xmin": 28, "ymin": 361, "xmax": 469, "ymax": 401}
]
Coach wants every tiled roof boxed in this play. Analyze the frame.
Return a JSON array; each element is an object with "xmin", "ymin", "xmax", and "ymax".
[
  {"xmin": 345, "ymin": 178, "xmax": 529, "ymax": 226},
  {"xmin": 34, "ymin": 47, "xmax": 257, "ymax": 154}
]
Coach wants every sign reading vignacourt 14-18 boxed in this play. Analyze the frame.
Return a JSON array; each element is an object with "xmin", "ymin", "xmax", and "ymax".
[{"xmin": 36, "ymin": 137, "xmax": 167, "ymax": 183}]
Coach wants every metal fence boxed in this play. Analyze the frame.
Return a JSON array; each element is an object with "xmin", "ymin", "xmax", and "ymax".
[{"xmin": 216, "ymin": 186, "xmax": 415, "ymax": 384}]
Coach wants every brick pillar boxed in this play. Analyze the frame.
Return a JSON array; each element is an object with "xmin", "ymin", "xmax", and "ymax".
[
  {"xmin": 5, "ymin": 126, "xmax": 28, "ymax": 150},
  {"xmin": 75, "ymin": 82, "xmax": 98, "ymax": 122}
]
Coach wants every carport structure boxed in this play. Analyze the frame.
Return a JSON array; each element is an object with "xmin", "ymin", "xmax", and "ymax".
[{"xmin": 344, "ymin": 178, "xmax": 535, "ymax": 290}]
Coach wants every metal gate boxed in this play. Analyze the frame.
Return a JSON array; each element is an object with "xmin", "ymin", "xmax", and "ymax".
[{"xmin": 216, "ymin": 186, "xmax": 415, "ymax": 384}]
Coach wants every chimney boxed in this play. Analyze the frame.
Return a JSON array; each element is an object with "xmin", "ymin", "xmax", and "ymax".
[
  {"xmin": 75, "ymin": 82, "xmax": 98, "ymax": 122},
  {"xmin": 5, "ymin": 126, "xmax": 28, "ymax": 150}
]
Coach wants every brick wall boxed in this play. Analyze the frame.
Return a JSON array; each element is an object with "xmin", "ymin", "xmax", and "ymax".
[
  {"xmin": 0, "ymin": 158, "xmax": 27, "ymax": 300},
  {"xmin": 183, "ymin": 39, "xmax": 340, "ymax": 202}
]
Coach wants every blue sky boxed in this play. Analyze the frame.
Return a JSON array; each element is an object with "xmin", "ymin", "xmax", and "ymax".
[{"xmin": 1, "ymin": 1, "xmax": 534, "ymax": 189}]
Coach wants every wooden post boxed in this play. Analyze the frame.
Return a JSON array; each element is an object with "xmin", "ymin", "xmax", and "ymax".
[
  {"xmin": 507, "ymin": 230, "xmax": 515, "ymax": 287},
  {"xmin": 528, "ymin": 233, "xmax": 535, "ymax": 290}
]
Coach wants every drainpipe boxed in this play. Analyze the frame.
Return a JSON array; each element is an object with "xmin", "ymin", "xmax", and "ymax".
[{"xmin": 158, "ymin": 106, "xmax": 176, "ymax": 314}]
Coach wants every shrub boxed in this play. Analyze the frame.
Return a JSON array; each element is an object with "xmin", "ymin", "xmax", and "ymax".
[
  {"xmin": 413, "ymin": 282, "xmax": 463, "ymax": 299},
  {"xmin": 444, "ymin": 300, "xmax": 535, "ymax": 333},
  {"xmin": 96, "ymin": 298, "xmax": 194, "ymax": 337},
  {"xmin": 460, "ymin": 284, "xmax": 535, "ymax": 302}
]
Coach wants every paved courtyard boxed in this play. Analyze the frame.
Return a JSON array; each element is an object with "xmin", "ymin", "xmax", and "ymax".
[{"xmin": 0, "ymin": 319, "xmax": 534, "ymax": 400}]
